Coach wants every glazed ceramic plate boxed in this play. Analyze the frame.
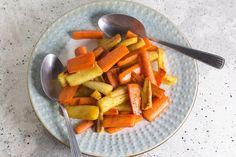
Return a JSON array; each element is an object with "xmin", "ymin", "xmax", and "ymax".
[{"xmin": 28, "ymin": 1, "xmax": 198, "ymax": 156}]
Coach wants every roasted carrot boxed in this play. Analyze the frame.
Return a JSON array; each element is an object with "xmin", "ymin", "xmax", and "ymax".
[
  {"xmin": 104, "ymin": 108, "xmax": 119, "ymax": 116},
  {"xmin": 141, "ymin": 78, "xmax": 152, "ymax": 110},
  {"xmin": 155, "ymin": 68, "xmax": 166, "ymax": 87},
  {"xmin": 128, "ymin": 84, "xmax": 141, "ymax": 114},
  {"xmin": 117, "ymin": 50, "xmax": 139, "ymax": 67},
  {"xmin": 151, "ymin": 84, "xmax": 165, "ymax": 98},
  {"xmin": 74, "ymin": 120, "xmax": 94, "ymax": 134},
  {"xmin": 71, "ymin": 30, "xmax": 103, "ymax": 39},
  {"xmin": 118, "ymin": 64, "xmax": 141, "ymax": 84},
  {"xmin": 98, "ymin": 45, "xmax": 129, "ymax": 72},
  {"xmin": 106, "ymin": 68, "xmax": 119, "ymax": 88},
  {"xmin": 67, "ymin": 53, "xmax": 95, "ymax": 73},
  {"xmin": 120, "ymin": 111, "xmax": 132, "ymax": 114},
  {"xmin": 126, "ymin": 30, "xmax": 137, "ymax": 38},
  {"xmin": 76, "ymin": 97, "xmax": 97, "ymax": 105},
  {"xmin": 142, "ymin": 95, "xmax": 169, "ymax": 122},
  {"xmin": 65, "ymin": 97, "xmax": 80, "ymax": 105},
  {"xmin": 75, "ymin": 46, "xmax": 87, "ymax": 56},
  {"xmin": 142, "ymin": 37, "xmax": 152, "ymax": 50},
  {"xmin": 147, "ymin": 44, "xmax": 158, "ymax": 51},
  {"xmin": 158, "ymin": 48, "xmax": 165, "ymax": 70},
  {"xmin": 93, "ymin": 47, "xmax": 104, "ymax": 58},
  {"xmin": 131, "ymin": 72, "xmax": 144, "ymax": 85},
  {"xmin": 58, "ymin": 86, "xmax": 79, "ymax": 104},
  {"xmin": 163, "ymin": 74, "xmax": 177, "ymax": 85},
  {"xmin": 102, "ymin": 114, "xmax": 136, "ymax": 128},
  {"xmin": 139, "ymin": 49, "xmax": 157, "ymax": 85}
]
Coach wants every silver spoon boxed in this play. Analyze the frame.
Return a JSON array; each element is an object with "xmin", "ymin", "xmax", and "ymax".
[
  {"xmin": 40, "ymin": 54, "xmax": 82, "ymax": 157},
  {"xmin": 98, "ymin": 14, "xmax": 225, "ymax": 69}
]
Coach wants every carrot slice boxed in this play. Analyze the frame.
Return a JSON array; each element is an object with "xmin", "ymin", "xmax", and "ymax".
[
  {"xmin": 142, "ymin": 95, "xmax": 169, "ymax": 122},
  {"xmin": 126, "ymin": 30, "xmax": 138, "ymax": 38},
  {"xmin": 139, "ymin": 49, "xmax": 157, "ymax": 85},
  {"xmin": 106, "ymin": 68, "xmax": 119, "ymax": 88},
  {"xmin": 75, "ymin": 46, "xmax": 87, "ymax": 56},
  {"xmin": 77, "ymin": 97, "xmax": 97, "ymax": 105},
  {"xmin": 67, "ymin": 53, "xmax": 95, "ymax": 73},
  {"xmin": 102, "ymin": 114, "xmax": 136, "ymax": 128},
  {"xmin": 142, "ymin": 37, "xmax": 152, "ymax": 50},
  {"xmin": 98, "ymin": 45, "xmax": 129, "ymax": 72},
  {"xmin": 118, "ymin": 64, "xmax": 141, "ymax": 84},
  {"xmin": 128, "ymin": 84, "xmax": 141, "ymax": 114},
  {"xmin": 151, "ymin": 84, "xmax": 165, "ymax": 98},
  {"xmin": 104, "ymin": 108, "xmax": 119, "ymax": 116},
  {"xmin": 131, "ymin": 72, "xmax": 144, "ymax": 85},
  {"xmin": 74, "ymin": 120, "xmax": 94, "ymax": 134},
  {"xmin": 58, "ymin": 86, "xmax": 79, "ymax": 105},
  {"xmin": 155, "ymin": 69, "xmax": 166, "ymax": 87},
  {"xmin": 117, "ymin": 50, "xmax": 139, "ymax": 67},
  {"xmin": 93, "ymin": 47, "xmax": 104, "ymax": 58},
  {"xmin": 71, "ymin": 30, "xmax": 103, "ymax": 39}
]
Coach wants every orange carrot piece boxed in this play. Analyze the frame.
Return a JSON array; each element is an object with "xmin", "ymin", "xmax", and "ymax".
[
  {"xmin": 93, "ymin": 47, "xmax": 104, "ymax": 58},
  {"xmin": 147, "ymin": 44, "xmax": 158, "ymax": 51},
  {"xmin": 74, "ymin": 120, "xmax": 94, "ymax": 134},
  {"xmin": 98, "ymin": 45, "xmax": 129, "ymax": 72},
  {"xmin": 142, "ymin": 95, "xmax": 169, "ymax": 122},
  {"xmin": 128, "ymin": 84, "xmax": 141, "ymax": 114},
  {"xmin": 58, "ymin": 86, "xmax": 79, "ymax": 104},
  {"xmin": 118, "ymin": 64, "xmax": 141, "ymax": 84},
  {"xmin": 71, "ymin": 30, "xmax": 103, "ymax": 39},
  {"xmin": 77, "ymin": 97, "xmax": 97, "ymax": 105},
  {"xmin": 139, "ymin": 49, "xmax": 157, "ymax": 85},
  {"xmin": 104, "ymin": 108, "xmax": 119, "ymax": 116},
  {"xmin": 67, "ymin": 53, "xmax": 95, "ymax": 73},
  {"xmin": 131, "ymin": 72, "xmax": 144, "ymax": 85},
  {"xmin": 155, "ymin": 69, "xmax": 166, "ymax": 87},
  {"xmin": 126, "ymin": 30, "xmax": 137, "ymax": 38},
  {"xmin": 151, "ymin": 84, "xmax": 165, "ymax": 99},
  {"xmin": 142, "ymin": 37, "xmax": 152, "ymax": 50},
  {"xmin": 106, "ymin": 68, "xmax": 119, "ymax": 88},
  {"xmin": 120, "ymin": 111, "xmax": 133, "ymax": 114},
  {"xmin": 102, "ymin": 114, "xmax": 136, "ymax": 128},
  {"xmin": 65, "ymin": 97, "xmax": 80, "ymax": 105},
  {"xmin": 117, "ymin": 51, "xmax": 139, "ymax": 67},
  {"xmin": 75, "ymin": 46, "xmax": 87, "ymax": 56}
]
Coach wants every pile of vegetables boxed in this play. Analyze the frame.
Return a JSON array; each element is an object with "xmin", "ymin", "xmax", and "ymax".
[{"xmin": 57, "ymin": 30, "xmax": 177, "ymax": 134}]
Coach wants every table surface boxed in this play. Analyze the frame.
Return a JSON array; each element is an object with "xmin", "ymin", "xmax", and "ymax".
[{"xmin": 0, "ymin": 0, "xmax": 235, "ymax": 156}]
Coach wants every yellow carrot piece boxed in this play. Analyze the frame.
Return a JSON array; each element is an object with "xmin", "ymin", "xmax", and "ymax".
[
  {"xmin": 128, "ymin": 38, "xmax": 145, "ymax": 51},
  {"xmin": 66, "ymin": 105, "xmax": 99, "ymax": 120},
  {"xmin": 158, "ymin": 48, "xmax": 165, "ymax": 70},
  {"xmin": 58, "ymin": 71, "xmax": 68, "ymax": 87},
  {"xmin": 83, "ymin": 81, "xmax": 113, "ymax": 95},
  {"xmin": 141, "ymin": 78, "xmax": 152, "ymax": 110},
  {"xmin": 163, "ymin": 74, "xmax": 177, "ymax": 85},
  {"xmin": 90, "ymin": 90, "xmax": 102, "ymax": 100},
  {"xmin": 118, "ymin": 37, "xmax": 138, "ymax": 47}
]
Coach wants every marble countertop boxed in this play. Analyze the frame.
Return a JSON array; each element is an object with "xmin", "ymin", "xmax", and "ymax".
[{"xmin": 0, "ymin": 0, "xmax": 235, "ymax": 156}]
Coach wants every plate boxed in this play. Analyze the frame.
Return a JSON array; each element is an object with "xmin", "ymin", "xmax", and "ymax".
[{"xmin": 28, "ymin": 1, "xmax": 198, "ymax": 156}]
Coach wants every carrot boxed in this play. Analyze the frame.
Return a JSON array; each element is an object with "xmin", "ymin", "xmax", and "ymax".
[
  {"xmin": 131, "ymin": 72, "xmax": 144, "ymax": 85},
  {"xmin": 142, "ymin": 95, "xmax": 169, "ymax": 122},
  {"xmin": 106, "ymin": 68, "xmax": 119, "ymax": 88},
  {"xmin": 102, "ymin": 114, "xmax": 136, "ymax": 128},
  {"xmin": 128, "ymin": 84, "xmax": 141, "ymax": 114},
  {"xmin": 67, "ymin": 53, "xmax": 95, "ymax": 73},
  {"xmin": 98, "ymin": 45, "xmax": 129, "ymax": 72},
  {"xmin": 117, "ymin": 50, "xmax": 139, "ymax": 67},
  {"xmin": 74, "ymin": 120, "xmax": 94, "ymax": 134},
  {"xmin": 65, "ymin": 97, "xmax": 80, "ymax": 105},
  {"xmin": 151, "ymin": 84, "xmax": 165, "ymax": 98},
  {"xmin": 155, "ymin": 68, "xmax": 166, "ymax": 87},
  {"xmin": 158, "ymin": 48, "xmax": 165, "ymax": 70},
  {"xmin": 71, "ymin": 30, "xmax": 103, "ymax": 39},
  {"xmin": 58, "ymin": 86, "xmax": 79, "ymax": 104},
  {"xmin": 118, "ymin": 64, "xmax": 141, "ymax": 84},
  {"xmin": 147, "ymin": 44, "xmax": 158, "ymax": 51},
  {"xmin": 139, "ymin": 49, "xmax": 157, "ymax": 85},
  {"xmin": 120, "ymin": 111, "xmax": 132, "ymax": 114},
  {"xmin": 77, "ymin": 97, "xmax": 97, "ymax": 105},
  {"xmin": 104, "ymin": 108, "xmax": 119, "ymax": 116},
  {"xmin": 142, "ymin": 37, "xmax": 152, "ymax": 50},
  {"xmin": 126, "ymin": 30, "xmax": 137, "ymax": 38},
  {"xmin": 75, "ymin": 46, "xmax": 87, "ymax": 56},
  {"xmin": 93, "ymin": 47, "xmax": 104, "ymax": 58}
]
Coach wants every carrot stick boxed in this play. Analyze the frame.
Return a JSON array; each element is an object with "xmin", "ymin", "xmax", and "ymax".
[
  {"xmin": 77, "ymin": 97, "xmax": 97, "ymax": 105},
  {"xmin": 65, "ymin": 97, "xmax": 80, "ymax": 105},
  {"xmin": 131, "ymin": 72, "xmax": 144, "ymax": 85},
  {"xmin": 117, "ymin": 50, "xmax": 139, "ymax": 67},
  {"xmin": 118, "ymin": 64, "xmax": 141, "ymax": 84},
  {"xmin": 142, "ymin": 37, "xmax": 152, "ymax": 50},
  {"xmin": 71, "ymin": 30, "xmax": 103, "ymax": 39},
  {"xmin": 139, "ymin": 49, "xmax": 157, "ymax": 85},
  {"xmin": 128, "ymin": 84, "xmax": 141, "ymax": 114},
  {"xmin": 126, "ymin": 30, "xmax": 137, "ymax": 38},
  {"xmin": 155, "ymin": 68, "xmax": 166, "ymax": 87},
  {"xmin": 98, "ymin": 45, "xmax": 129, "ymax": 72},
  {"xmin": 151, "ymin": 84, "xmax": 165, "ymax": 98},
  {"xmin": 58, "ymin": 86, "xmax": 79, "ymax": 105},
  {"xmin": 142, "ymin": 95, "xmax": 169, "ymax": 122},
  {"xmin": 93, "ymin": 47, "xmax": 104, "ymax": 58},
  {"xmin": 147, "ymin": 44, "xmax": 158, "ymax": 51},
  {"xmin": 74, "ymin": 120, "xmax": 94, "ymax": 134},
  {"xmin": 120, "ymin": 111, "xmax": 132, "ymax": 114},
  {"xmin": 106, "ymin": 68, "xmax": 119, "ymax": 88},
  {"xmin": 158, "ymin": 48, "xmax": 165, "ymax": 70},
  {"xmin": 104, "ymin": 108, "xmax": 119, "ymax": 116},
  {"xmin": 75, "ymin": 46, "xmax": 87, "ymax": 56},
  {"xmin": 102, "ymin": 114, "xmax": 136, "ymax": 128},
  {"xmin": 67, "ymin": 53, "xmax": 95, "ymax": 73}
]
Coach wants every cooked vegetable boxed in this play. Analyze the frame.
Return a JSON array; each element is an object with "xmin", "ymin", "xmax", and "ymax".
[
  {"xmin": 158, "ymin": 48, "xmax": 165, "ymax": 70},
  {"xmin": 90, "ymin": 90, "xmax": 102, "ymax": 100},
  {"xmin": 117, "ymin": 50, "xmax": 140, "ymax": 67},
  {"xmin": 66, "ymin": 105, "xmax": 99, "ymax": 120},
  {"xmin": 115, "ymin": 101, "xmax": 132, "ymax": 112},
  {"xmin": 128, "ymin": 84, "xmax": 141, "ymax": 114},
  {"xmin": 93, "ymin": 47, "xmax": 104, "ymax": 58},
  {"xmin": 142, "ymin": 95, "xmax": 169, "ymax": 122},
  {"xmin": 76, "ymin": 85, "xmax": 93, "ymax": 97},
  {"xmin": 151, "ymin": 84, "xmax": 165, "ymax": 98},
  {"xmin": 118, "ymin": 64, "xmax": 141, "ymax": 84},
  {"xmin": 141, "ymin": 78, "xmax": 152, "ymax": 110},
  {"xmin": 155, "ymin": 68, "xmax": 166, "ymax": 87},
  {"xmin": 109, "ymin": 86, "xmax": 127, "ymax": 98},
  {"xmin": 102, "ymin": 114, "xmax": 136, "ymax": 128},
  {"xmin": 106, "ymin": 68, "xmax": 119, "ymax": 88},
  {"xmin": 66, "ymin": 63, "xmax": 103, "ymax": 86},
  {"xmin": 76, "ymin": 97, "xmax": 97, "ymax": 105},
  {"xmin": 94, "ymin": 75, "xmax": 105, "ymax": 82},
  {"xmin": 128, "ymin": 38, "xmax": 145, "ymax": 51},
  {"xmin": 58, "ymin": 86, "xmax": 79, "ymax": 105},
  {"xmin": 83, "ymin": 81, "xmax": 113, "ymax": 95},
  {"xmin": 118, "ymin": 37, "xmax": 138, "ymax": 47},
  {"xmin": 104, "ymin": 108, "xmax": 119, "ymax": 116},
  {"xmin": 131, "ymin": 72, "xmax": 144, "ymax": 85},
  {"xmin": 71, "ymin": 30, "xmax": 103, "ymax": 39},
  {"xmin": 163, "ymin": 74, "xmax": 177, "ymax": 85},
  {"xmin": 147, "ymin": 44, "xmax": 158, "ymax": 51},
  {"xmin": 142, "ymin": 37, "xmax": 152, "ymax": 50},
  {"xmin": 97, "ymin": 38, "xmax": 109, "ymax": 47},
  {"xmin": 58, "ymin": 71, "xmax": 68, "ymax": 87},
  {"xmin": 126, "ymin": 30, "xmax": 137, "ymax": 38},
  {"xmin": 98, "ymin": 45, "xmax": 129, "ymax": 72},
  {"xmin": 75, "ymin": 46, "xmax": 87, "ymax": 56},
  {"xmin": 74, "ymin": 120, "xmax": 94, "ymax": 134},
  {"xmin": 101, "ymin": 34, "xmax": 121, "ymax": 50}
]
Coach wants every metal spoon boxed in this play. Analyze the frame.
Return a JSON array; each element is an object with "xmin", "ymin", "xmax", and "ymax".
[
  {"xmin": 40, "ymin": 54, "xmax": 82, "ymax": 157},
  {"xmin": 98, "ymin": 14, "xmax": 225, "ymax": 69}
]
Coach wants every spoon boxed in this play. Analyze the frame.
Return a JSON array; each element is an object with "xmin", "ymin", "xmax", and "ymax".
[
  {"xmin": 40, "ymin": 54, "xmax": 82, "ymax": 157},
  {"xmin": 98, "ymin": 14, "xmax": 225, "ymax": 69}
]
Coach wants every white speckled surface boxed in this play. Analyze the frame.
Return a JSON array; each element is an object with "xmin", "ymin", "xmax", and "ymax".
[{"xmin": 0, "ymin": 0, "xmax": 235, "ymax": 157}]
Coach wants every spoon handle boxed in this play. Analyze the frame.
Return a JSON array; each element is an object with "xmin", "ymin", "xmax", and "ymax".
[
  {"xmin": 153, "ymin": 39, "xmax": 225, "ymax": 69},
  {"xmin": 59, "ymin": 104, "xmax": 83, "ymax": 157}
]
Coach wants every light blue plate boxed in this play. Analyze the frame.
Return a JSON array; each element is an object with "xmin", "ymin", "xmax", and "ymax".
[{"xmin": 28, "ymin": 1, "xmax": 198, "ymax": 156}]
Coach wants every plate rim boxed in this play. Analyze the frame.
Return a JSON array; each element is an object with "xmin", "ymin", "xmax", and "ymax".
[{"xmin": 27, "ymin": 0, "xmax": 199, "ymax": 156}]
